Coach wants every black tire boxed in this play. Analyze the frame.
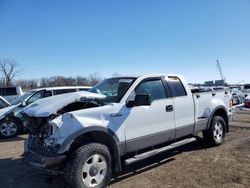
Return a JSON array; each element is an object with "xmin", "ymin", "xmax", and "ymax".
[
  {"xmin": 64, "ymin": 143, "xmax": 112, "ymax": 188},
  {"xmin": 203, "ymin": 116, "xmax": 226, "ymax": 146},
  {"xmin": 0, "ymin": 118, "xmax": 22, "ymax": 138}
]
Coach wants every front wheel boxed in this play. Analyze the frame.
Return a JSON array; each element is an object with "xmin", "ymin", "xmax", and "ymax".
[
  {"xmin": 64, "ymin": 143, "xmax": 112, "ymax": 188},
  {"xmin": 203, "ymin": 116, "xmax": 226, "ymax": 146}
]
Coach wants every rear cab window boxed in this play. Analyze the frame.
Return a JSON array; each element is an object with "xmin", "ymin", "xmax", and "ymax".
[{"xmin": 168, "ymin": 77, "xmax": 187, "ymax": 97}]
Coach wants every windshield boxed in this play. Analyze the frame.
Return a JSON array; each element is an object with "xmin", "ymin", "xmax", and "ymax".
[
  {"xmin": 89, "ymin": 77, "xmax": 136, "ymax": 103},
  {"xmin": 11, "ymin": 91, "xmax": 36, "ymax": 105}
]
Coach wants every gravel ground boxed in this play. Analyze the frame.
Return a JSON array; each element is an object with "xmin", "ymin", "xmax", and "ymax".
[{"xmin": 0, "ymin": 110, "xmax": 250, "ymax": 188}]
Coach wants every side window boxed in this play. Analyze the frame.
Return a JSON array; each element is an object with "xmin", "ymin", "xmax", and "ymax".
[
  {"xmin": 168, "ymin": 77, "xmax": 187, "ymax": 97},
  {"xmin": 0, "ymin": 99, "xmax": 5, "ymax": 108},
  {"xmin": 135, "ymin": 79, "xmax": 167, "ymax": 101},
  {"xmin": 44, "ymin": 90, "xmax": 53, "ymax": 98},
  {"xmin": 27, "ymin": 91, "xmax": 44, "ymax": 105},
  {"xmin": 53, "ymin": 89, "xmax": 76, "ymax": 95}
]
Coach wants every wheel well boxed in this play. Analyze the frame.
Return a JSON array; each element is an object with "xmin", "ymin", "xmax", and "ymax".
[
  {"xmin": 68, "ymin": 131, "xmax": 122, "ymax": 173},
  {"xmin": 212, "ymin": 108, "xmax": 229, "ymax": 132}
]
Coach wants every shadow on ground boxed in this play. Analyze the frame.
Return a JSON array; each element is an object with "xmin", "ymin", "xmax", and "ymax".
[
  {"xmin": 0, "ymin": 136, "xmax": 27, "ymax": 143},
  {"xmin": 110, "ymin": 137, "xmax": 206, "ymax": 185},
  {"xmin": 0, "ymin": 137, "xmax": 207, "ymax": 188}
]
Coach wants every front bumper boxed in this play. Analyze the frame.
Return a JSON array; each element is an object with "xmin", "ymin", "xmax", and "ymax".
[
  {"xmin": 23, "ymin": 150, "xmax": 66, "ymax": 168},
  {"xmin": 23, "ymin": 136, "xmax": 66, "ymax": 174}
]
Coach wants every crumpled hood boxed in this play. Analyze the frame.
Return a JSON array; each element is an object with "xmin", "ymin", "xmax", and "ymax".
[
  {"xmin": 49, "ymin": 103, "xmax": 120, "ymax": 147},
  {"xmin": 23, "ymin": 91, "xmax": 106, "ymax": 117},
  {"xmin": 0, "ymin": 105, "xmax": 19, "ymax": 119}
]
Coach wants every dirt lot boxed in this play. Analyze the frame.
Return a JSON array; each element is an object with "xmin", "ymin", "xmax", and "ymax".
[{"xmin": 0, "ymin": 110, "xmax": 250, "ymax": 188}]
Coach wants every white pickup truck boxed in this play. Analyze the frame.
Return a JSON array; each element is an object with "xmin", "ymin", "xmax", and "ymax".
[{"xmin": 23, "ymin": 74, "xmax": 232, "ymax": 188}]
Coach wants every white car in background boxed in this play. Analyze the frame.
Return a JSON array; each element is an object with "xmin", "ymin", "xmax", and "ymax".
[{"xmin": 0, "ymin": 86, "xmax": 91, "ymax": 138}]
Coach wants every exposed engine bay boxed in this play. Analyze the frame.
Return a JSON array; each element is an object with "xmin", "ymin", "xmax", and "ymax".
[{"xmin": 23, "ymin": 99, "xmax": 104, "ymax": 154}]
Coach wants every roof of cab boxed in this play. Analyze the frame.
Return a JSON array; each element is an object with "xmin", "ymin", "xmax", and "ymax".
[{"xmin": 31, "ymin": 86, "xmax": 92, "ymax": 92}]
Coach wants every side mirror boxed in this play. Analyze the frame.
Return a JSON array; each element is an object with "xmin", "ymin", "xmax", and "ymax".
[
  {"xmin": 21, "ymin": 100, "xmax": 27, "ymax": 107},
  {"xmin": 126, "ymin": 94, "xmax": 151, "ymax": 108}
]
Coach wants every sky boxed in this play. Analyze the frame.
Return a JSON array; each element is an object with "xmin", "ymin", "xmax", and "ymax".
[{"xmin": 0, "ymin": 0, "xmax": 249, "ymax": 84}]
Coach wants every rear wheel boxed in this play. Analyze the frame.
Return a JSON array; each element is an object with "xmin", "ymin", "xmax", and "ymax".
[
  {"xmin": 64, "ymin": 143, "xmax": 111, "ymax": 188},
  {"xmin": 0, "ymin": 118, "xmax": 21, "ymax": 138},
  {"xmin": 203, "ymin": 116, "xmax": 226, "ymax": 146}
]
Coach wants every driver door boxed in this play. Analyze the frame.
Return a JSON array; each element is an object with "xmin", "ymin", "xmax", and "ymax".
[{"xmin": 123, "ymin": 78, "xmax": 175, "ymax": 153}]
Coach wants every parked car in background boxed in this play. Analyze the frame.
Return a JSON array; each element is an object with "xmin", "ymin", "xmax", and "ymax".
[
  {"xmin": 0, "ymin": 86, "xmax": 23, "ymax": 103},
  {"xmin": 0, "ymin": 86, "xmax": 91, "ymax": 138},
  {"xmin": 231, "ymin": 89, "xmax": 245, "ymax": 106},
  {"xmin": 0, "ymin": 96, "xmax": 11, "ymax": 109},
  {"xmin": 242, "ymin": 84, "xmax": 250, "ymax": 96},
  {"xmin": 244, "ymin": 97, "xmax": 250, "ymax": 108}
]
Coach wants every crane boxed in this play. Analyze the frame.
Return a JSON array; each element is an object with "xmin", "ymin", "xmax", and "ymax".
[
  {"xmin": 216, "ymin": 60, "xmax": 226, "ymax": 84},
  {"xmin": 236, "ymin": 80, "xmax": 245, "ymax": 85}
]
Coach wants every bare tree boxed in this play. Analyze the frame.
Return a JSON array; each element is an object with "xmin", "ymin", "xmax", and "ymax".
[
  {"xmin": 40, "ymin": 77, "xmax": 49, "ymax": 87},
  {"xmin": 88, "ymin": 72, "xmax": 103, "ymax": 85},
  {"xmin": 112, "ymin": 72, "xmax": 122, "ymax": 77},
  {"xmin": 0, "ymin": 59, "xmax": 20, "ymax": 86},
  {"xmin": 76, "ymin": 76, "xmax": 89, "ymax": 86},
  {"xmin": 16, "ymin": 79, "xmax": 38, "ymax": 91}
]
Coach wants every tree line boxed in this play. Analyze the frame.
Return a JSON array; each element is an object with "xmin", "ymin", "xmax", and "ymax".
[{"xmin": 0, "ymin": 59, "xmax": 103, "ymax": 91}]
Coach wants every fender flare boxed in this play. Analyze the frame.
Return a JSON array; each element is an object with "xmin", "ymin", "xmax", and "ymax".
[
  {"xmin": 58, "ymin": 126, "xmax": 123, "ymax": 172},
  {"xmin": 206, "ymin": 105, "xmax": 229, "ymax": 131}
]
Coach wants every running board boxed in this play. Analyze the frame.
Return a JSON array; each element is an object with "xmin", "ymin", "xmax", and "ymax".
[{"xmin": 124, "ymin": 137, "xmax": 197, "ymax": 165}]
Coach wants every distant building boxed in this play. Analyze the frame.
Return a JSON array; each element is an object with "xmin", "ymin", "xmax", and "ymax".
[
  {"xmin": 204, "ymin": 80, "xmax": 225, "ymax": 87},
  {"xmin": 214, "ymin": 80, "xmax": 225, "ymax": 86},
  {"xmin": 204, "ymin": 81, "xmax": 214, "ymax": 86}
]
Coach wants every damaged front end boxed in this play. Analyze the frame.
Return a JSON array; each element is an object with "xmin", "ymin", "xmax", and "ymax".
[
  {"xmin": 23, "ymin": 115, "xmax": 67, "ymax": 173},
  {"xmin": 22, "ymin": 95, "xmax": 106, "ymax": 172}
]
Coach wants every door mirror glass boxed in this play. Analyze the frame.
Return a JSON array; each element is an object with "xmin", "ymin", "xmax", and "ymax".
[{"xmin": 126, "ymin": 94, "xmax": 151, "ymax": 108}]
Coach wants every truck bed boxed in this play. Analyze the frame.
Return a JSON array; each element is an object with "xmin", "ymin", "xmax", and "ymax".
[{"xmin": 192, "ymin": 90, "xmax": 231, "ymax": 124}]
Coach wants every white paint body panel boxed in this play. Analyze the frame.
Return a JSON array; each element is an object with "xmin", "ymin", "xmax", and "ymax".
[
  {"xmin": 123, "ymin": 98, "xmax": 175, "ymax": 141},
  {"xmin": 193, "ymin": 91, "xmax": 230, "ymax": 121},
  {"xmin": 23, "ymin": 74, "xmax": 230, "ymax": 154}
]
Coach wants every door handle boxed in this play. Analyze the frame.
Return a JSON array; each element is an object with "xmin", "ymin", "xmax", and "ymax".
[{"xmin": 166, "ymin": 105, "xmax": 174, "ymax": 112}]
